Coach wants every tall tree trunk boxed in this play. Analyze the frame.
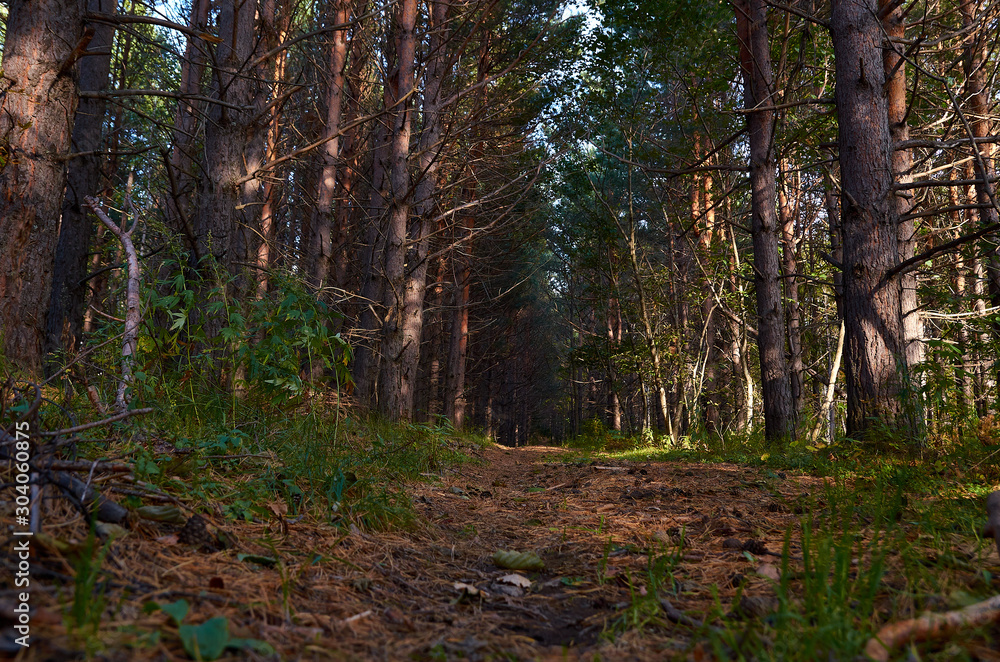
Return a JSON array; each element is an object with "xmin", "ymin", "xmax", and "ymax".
[
  {"xmin": 332, "ymin": 9, "xmax": 371, "ymax": 293},
  {"xmin": 256, "ymin": 0, "xmax": 294, "ymax": 299},
  {"xmin": 353, "ymin": 77, "xmax": 395, "ymax": 405},
  {"xmin": 377, "ymin": 0, "xmax": 419, "ymax": 419},
  {"xmin": 735, "ymin": 0, "xmax": 794, "ymax": 442},
  {"xmin": 394, "ymin": 0, "xmax": 452, "ymax": 420},
  {"xmin": 831, "ymin": 0, "xmax": 910, "ymax": 439},
  {"xmin": 606, "ymin": 294, "xmax": 621, "ymax": 431},
  {"xmin": 191, "ymin": 0, "xmax": 264, "ymax": 339},
  {"xmin": 881, "ymin": 0, "xmax": 923, "ymax": 373},
  {"xmin": 0, "ymin": 0, "xmax": 85, "ymax": 373},
  {"xmin": 824, "ymin": 171, "xmax": 844, "ymax": 320},
  {"xmin": 166, "ymin": 0, "xmax": 210, "ymax": 256},
  {"xmin": 307, "ymin": 0, "xmax": 352, "ymax": 291},
  {"xmin": 779, "ymin": 166, "xmax": 804, "ymax": 420},
  {"xmin": 444, "ymin": 198, "xmax": 474, "ymax": 427},
  {"xmin": 959, "ymin": 0, "xmax": 1000, "ymax": 403},
  {"xmin": 45, "ymin": 0, "xmax": 116, "ymax": 365}
]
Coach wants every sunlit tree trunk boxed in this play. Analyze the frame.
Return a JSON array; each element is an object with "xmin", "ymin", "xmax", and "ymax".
[
  {"xmin": 0, "ymin": 0, "xmax": 85, "ymax": 372},
  {"xmin": 444, "ymin": 203, "xmax": 474, "ymax": 427},
  {"xmin": 881, "ymin": 0, "xmax": 923, "ymax": 374},
  {"xmin": 959, "ymin": 0, "xmax": 1000, "ymax": 405},
  {"xmin": 779, "ymin": 166, "xmax": 804, "ymax": 421},
  {"xmin": 606, "ymin": 294, "xmax": 622, "ymax": 431}
]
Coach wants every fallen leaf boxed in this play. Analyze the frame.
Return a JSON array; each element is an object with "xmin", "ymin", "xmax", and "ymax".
[
  {"xmin": 492, "ymin": 549, "xmax": 544, "ymax": 571},
  {"xmin": 453, "ymin": 582, "xmax": 489, "ymax": 598},
  {"xmin": 756, "ymin": 563, "xmax": 780, "ymax": 581},
  {"xmin": 498, "ymin": 573, "xmax": 531, "ymax": 588}
]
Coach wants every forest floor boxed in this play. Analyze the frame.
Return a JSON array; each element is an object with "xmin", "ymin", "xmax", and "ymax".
[{"xmin": 9, "ymin": 441, "xmax": 999, "ymax": 661}]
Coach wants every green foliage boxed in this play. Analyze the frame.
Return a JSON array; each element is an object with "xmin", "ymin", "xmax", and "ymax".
[
  {"xmin": 606, "ymin": 537, "xmax": 686, "ymax": 637},
  {"xmin": 145, "ymin": 599, "xmax": 272, "ymax": 661},
  {"xmin": 70, "ymin": 528, "xmax": 112, "ymax": 635},
  {"xmin": 141, "ymin": 256, "xmax": 351, "ymax": 417}
]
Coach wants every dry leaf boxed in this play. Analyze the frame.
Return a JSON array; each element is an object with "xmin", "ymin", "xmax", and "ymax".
[
  {"xmin": 453, "ymin": 582, "xmax": 489, "ymax": 598},
  {"xmin": 756, "ymin": 563, "xmax": 780, "ymax": 581},
  {"xmin": 499, "ymin": 573, "xmax": 531, "ymax": 588}
]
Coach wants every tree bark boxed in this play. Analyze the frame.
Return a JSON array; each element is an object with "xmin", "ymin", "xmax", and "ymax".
[
  {"xmin": 831, "ymin": 0, "xmax": 911, "ymax": 439},
  {"xmin": 0, "ymin": 0, "xmax": 85, "ymax": 373},
  {"xmin": 256, "ymin": 0, "xmax": 294, "ymax": 299},
  {"xmin": 165, "ymin": 0, "xmax": 210, "ymax": 255},
  {"xmin": 307, "ymin": 0, "xmax": 352, "ymax": 292},
  {"xmin": 959, "ymin": 0, "xmax": 1000, "ymax": 404},
  {"xmin": 779, "ymin": 167, "xmax": 804, "ymax": 421},
  {"xmin": 191, "ymin": 0, "xmax": 263, "ymax": 333},
  {"xmin": 735, "ymin": 0, "xmax": 794, "ymax": 442},
  {"xmin": 395, "ymin": 0, "xmax": 452, "ymax": 421},
  {"xmin": 444, "ymin": 193, "xmax": 474, "ymax": 427},
  {"xmin": 45, "ymin": 0, "xmax": 116, "ymax": 365},
  {"xmin": 376, "ymin": 0, "xmax": 419, "ymax": 419},
  {"xmin": 881, "ymin": 0, "xmax": 923, "ymax": 371}
]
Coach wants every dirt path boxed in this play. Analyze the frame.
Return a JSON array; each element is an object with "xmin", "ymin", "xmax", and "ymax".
[{"xmin": 25, "ymin": 444, "xmax": 825, "ymax": 661}]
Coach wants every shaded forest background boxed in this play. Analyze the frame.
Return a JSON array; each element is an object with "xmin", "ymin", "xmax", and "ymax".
[{"xmin": 1, "ymin": 0, "xmax": 999, "ymax": 450}]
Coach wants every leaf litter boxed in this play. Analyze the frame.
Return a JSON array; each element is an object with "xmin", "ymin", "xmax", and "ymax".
[{"xmin": 7, "ymin": 443, "xmax": 1000, "ymax": 660}]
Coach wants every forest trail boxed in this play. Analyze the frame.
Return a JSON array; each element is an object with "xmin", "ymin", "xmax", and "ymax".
[{"xmin": 26, "ymin": 444, "xmax": 829, "ymax": 661}]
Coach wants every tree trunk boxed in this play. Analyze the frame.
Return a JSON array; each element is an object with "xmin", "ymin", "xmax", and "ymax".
[
  {"xmin": 333, "ymin": 10, "xmax": 371, "ymax": 293},
  {"xmin": 881, "ymin": 0, "xmax": 923, "ymax": 372},
  {"xmin": 45, "ymin": 0, "xmax": 116, "ymax": 365},
  {"xmin": 0, "ymin": 0, "xmax": 85, "ymax": 373},
  {"xmin": 444, "ymin": 177, "xmax": 476, "ymax": 427},
  {"xmin": 735, "ymin": 0, "xmax": 794, "ymax": 442},
  {"xmin": 353, "ymin": 89, "xmax": 394, "ymax": 405},
  {"xmin": 307, "ymin": 0, "xmax": 351, "ymax": 291},
  {"xmin": 165, "ymin": 0, "xmax": 210, "ymax": 257},
  {"xmin": 376, "ymin": 0, "xmax": 419, "ymax": 419},
  {"xmin": 959, "ymin": 0, "xmax": 1000, "ymax": 404},
  {"xmin": 191, "ymin": 0, "xmax": 263, "ymax": 338},
  {"xmin": 779, "ymin": 167, "xmax": 804, "ymax": 421},
  {"xmin": 831, "ymin": 0, "xmax": 910, "ymax": 439},
  {"xmin": 256, "ymin": 0, "xmax": 294, "ymax": 299},
  {"xmin": 606, "ymin": 294, "xmax": 621, "ymax": 431},
  {"xmin": 393, "ymin": 0, "xmax": 452, "ymax": 421}
]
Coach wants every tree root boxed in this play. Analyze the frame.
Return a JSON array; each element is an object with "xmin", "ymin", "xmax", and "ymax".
[{"xmin": 865, "ymin": 594, "xmax": 1000, "ymax": 661}]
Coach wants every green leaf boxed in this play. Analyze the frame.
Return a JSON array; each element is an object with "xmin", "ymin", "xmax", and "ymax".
[
  {"xmin": 492, "ymin": 549, "xmax": 544, "ymax": 571},
  {"xmin": 178, "ymin": 617, "xmax": 229, "ymax": 661},
  {"xmin": 159, "ymin": 599, "xmax": 190, "ymax": 626}
]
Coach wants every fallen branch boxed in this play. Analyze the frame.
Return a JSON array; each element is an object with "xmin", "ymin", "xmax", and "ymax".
[
  {"xmin": 37, "ymin": 407, "xmax": 154, "ymax": 437},
  {"xmin": 47, "ymin": 471, "xmax": 129, "ymax": 524},
  {"xmin": 43, "ymin": 460, "xmax": 132, "ymax": 473},
  {"xmin": 659, "ymin": 597, "xmax": 705, "ymax": 629},
  {"xmin": 865, "ymin": 595, "xmax": 1000, "ymax": 661}
]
